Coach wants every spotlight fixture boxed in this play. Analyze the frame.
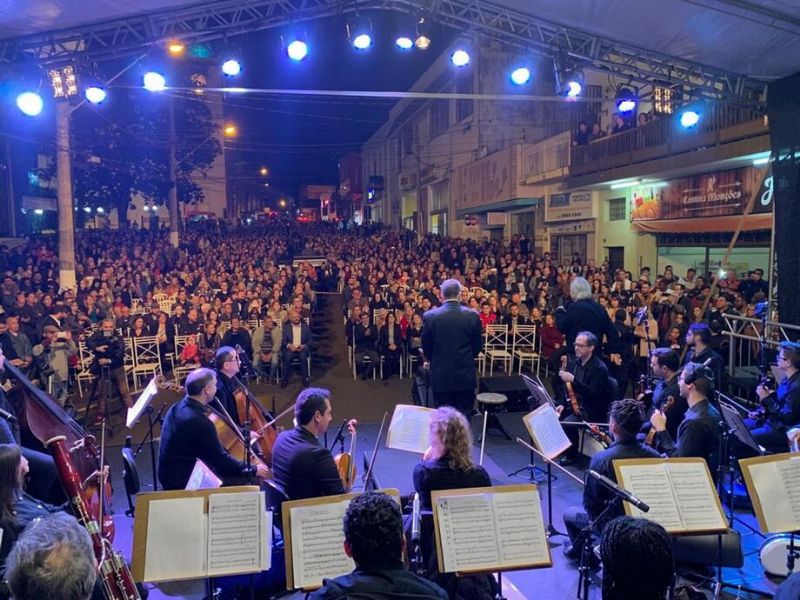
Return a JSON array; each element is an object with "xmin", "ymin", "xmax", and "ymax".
[
  {"xmin": 679, "ymin": 110, "xmax": 700, "ymax": 128},
  {"xmin": 553, "ymin": 53, "xmax": 583, "ymax": 97},
  {"xmin": 348, "ymin": 16, "xmax": 373, "ymax": 50},
  {"xmin": 16, "ymin": 92, "xmax": 44, "ymax": 116},
  {"xmin": 615, "ymin": 87, "xmax": 637, "ymax": 113},
  {"xmin": 414, "ymin": 16, "xmax": 431, "ymax": 49},
  {"xmin": 221, "ymin": 59, "xmax": 242, "ymax": 76},
  {"xmin": 396, "ymin": 35, "xmax": 413, "ymax": 50},
  {"xmin": 167, "ymin": 40, "xmax": 185, "ymax": 56},
  {"xmin": 451, "ymin": 49, "xmax": 470, "ymax": 67},
  {"xmin": 510, "ymin": 66, "xmax": 531, "ymax": 86},
  {"xmin": 48, "ymin": 65, "xmax": 79, "ymax": 99},
  {"xmin": 143, "ymin": 71, "xmax": 167, "ymax": 92},
  {"xmin": 286, "ymin": 39, "xmax": 309, "ymax": 61},
  {"xmin": 84, "ymin": 86, "xmax": 107, "ymax": 104}
]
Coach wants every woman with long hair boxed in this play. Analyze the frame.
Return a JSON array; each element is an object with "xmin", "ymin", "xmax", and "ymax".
[{"xmin": 413, "ymin": 407, "xmax": 490, "ymax": 510}]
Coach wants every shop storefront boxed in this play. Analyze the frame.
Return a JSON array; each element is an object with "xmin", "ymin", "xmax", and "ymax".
[
  {"xmin": 544, "ymin": 190, "xmax": 597, "ymax": 266},
  {"xmin": 629, "ymin": 166, "xmax": 773, "ymax": 277}
]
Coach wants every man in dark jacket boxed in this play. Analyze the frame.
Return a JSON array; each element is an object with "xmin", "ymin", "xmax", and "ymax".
[
  {"xmin": 86, "ymin": 319, "xmax": 132, "ymax": 424},
  {"xmin": 270, "ymin": 387, "xmax": 345, "ymax": 500},
  {"xmin": 158, "ymin": 368, "xmax": 269, "ymax": 490},
  {"xmin": 555, "ymin": 276, "xmax": 621, "ymax": 355},
  {"xmin": 310, "ymin": 492, "xmax": 447, "ymax": 600},
  {"xmin": 421, "ymin": 279, "xmax": 483, "ymax": 416},
  {"xmin": 281, "ymin": 310, "xmax": 312, "ymax": 387}
]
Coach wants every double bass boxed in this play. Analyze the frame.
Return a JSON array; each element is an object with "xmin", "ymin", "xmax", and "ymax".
[{"xmin": 2, "ymin": 359, "xmax": 114, "ymax": 540}]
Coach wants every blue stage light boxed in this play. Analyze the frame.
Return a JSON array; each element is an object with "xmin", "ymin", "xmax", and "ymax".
[
  {"xmin": 510, "ymin": 67, "xmax": 531, "ymax": 85},
  {"xmin": 451, "ymin": 49, "xmax": 470, "ymax": 67},
  {"xmin": 16, "ymin": 92, "xmax": 43, "ymax": 116},
  {"xmin": 222, "ymin": 59, "xmax": 242, "ymax": 76},
  {"xmin": 143, "ymin": 72, "xmax": 166, "ymax": 92},
  {"xmin": 396, "ymin": 36, "xmax": 413, "ymax": 50},
  {"xmin": 353, "ymin": 33, "xmax": 372, "ymax": 50},
  {"xmin": 566, "ymin": 80, "xmax": 582, "ymax": 97},
  {"xmin": 84, "ymin": 86, "xmax": 107, "ymax": 104},
  {"xmin": 287, "ymin": 40, "xmax": 309, "ymax": 61},
  {"xmin": 680, "ymin": 110, "xmax": 700, "ymax": 128}
]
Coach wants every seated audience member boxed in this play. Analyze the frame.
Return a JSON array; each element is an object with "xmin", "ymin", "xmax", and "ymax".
[
  {"xmin": 310, "ymin": 492, "xmax": 447, "ymax": 600},
  {"xmin": 5, "ymin": 512, "xmax": 97, "ymax": 600},
  {"xmin": 378, "ymin": 311, "xmax": 403, "ymax": 380},
  {"xmin": 599, "ymin": 516, "xmax": 673, "ymax": 600}
]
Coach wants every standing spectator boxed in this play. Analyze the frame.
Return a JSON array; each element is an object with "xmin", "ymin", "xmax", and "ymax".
[
  {"xmin": 421, "ymin": 279, "xmax": 483, "ymax": 416},
  {"xmin": 573, "ymin": 121, "xmax": 590, "ymax": 146},
  {"xmin": 590, "ymin": 123, "xmax": 606, "ymax": 141},
  {"xmin": 32, "ymin": 326, "xmax": 77, "ymax": 406},
  {"xmin": 86, "ymin": 319, "xmax": 133, "ymax": 423}
]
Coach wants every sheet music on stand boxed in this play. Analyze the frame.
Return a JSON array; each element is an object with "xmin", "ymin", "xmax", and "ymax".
[
  {"xmin": 385, "ymin": 404, "xmax": 434, "ymax": 454},
  {"xmin": 127, "ymin": 375, "xmax": 159, "ymax": 428},
  {"xmin": 740, "ymin": 452, "xmax": 800, "ymax": 533},
  {"xmin": 131, "ymin": 486, "xmax": 270, "ymax": 583},
  {"xmin": 431, "ymin": 485, "xmax": 552, "ymax": 574}
]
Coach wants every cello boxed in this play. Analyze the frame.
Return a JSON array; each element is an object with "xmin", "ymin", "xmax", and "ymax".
[
  {"xmin": 2, "ymin": 359, "xmax": 114, "ymax": 540},
  {"xmin": 231, "ymin": 379, "xmax": 292, "ymax": 465}
]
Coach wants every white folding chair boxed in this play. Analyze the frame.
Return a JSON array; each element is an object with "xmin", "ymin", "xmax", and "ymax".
[
  {"xmin": 131, "ymin": 336, "xmax": 162, "ymax": 389},
  {"xmin": 75, "ymin": 341, "xmax": 96, "ymax": 397},
  {"xmin": 484, "ymin": 324, "xmax": 512, "ymax": 375},
  {"xmin": 512, "ymin": 324, "xmax": 540, "ymax": 375}
]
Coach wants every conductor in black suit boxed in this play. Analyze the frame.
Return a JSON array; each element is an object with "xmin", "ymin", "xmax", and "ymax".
[
  {"xmin": 270, "ymin": 387, "xmax": 346, "ymax": 500},
  {"xmin": 555, "ymin": 276, "xmax": 621, "ymax": 356},
  {"xmin": 421, "ymin": 279, "xmax": 483, "ymax": 416}
]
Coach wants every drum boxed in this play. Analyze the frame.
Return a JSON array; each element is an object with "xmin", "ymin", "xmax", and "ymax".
[{"xmin": 759, "ymin": 534, "xmax": 799, "ymax": 577}]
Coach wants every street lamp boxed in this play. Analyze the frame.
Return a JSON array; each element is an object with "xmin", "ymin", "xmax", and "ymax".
[
  {"xmin": 224, "ymin": 124, "xmax": 237, "ymax": 137},
  {"xmin": 260, "ymin": 167, "xmax": 269, "ymax": 176}
]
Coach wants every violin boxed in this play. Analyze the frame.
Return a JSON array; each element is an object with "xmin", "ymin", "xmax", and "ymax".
[
  {"xmin": 334, "ymin": 419, "xmax": 358, "ymax": 492},
  {"xmin": 645, "ymin": 395, "xmax": 675, "ymax": 448},
  {"xmin": 588, "ymin": 424, "xmax": 613, "ymax": 447},
  {"xmin": 561, "ymin": 355, "xmax": 582, "ymax": 417}
]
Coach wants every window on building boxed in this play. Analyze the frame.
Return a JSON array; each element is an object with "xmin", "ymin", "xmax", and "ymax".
[
  {"xmin": 429, "ymin": 101, "xmax": 449, "ymax": 138},
  {"xmin": 402, "ymin": 125, "xmax": 414, "ymax": 156},
  {"xmin": 455, "ymin": 76, "xmax": 473, "ymax": 122},
  {"xmin": 608, "ymin": 197, "xmax": 627, "ymax": 221},
  {"xmin": 653, "ymin": 86, "xmax": 674, "ymax": 115}
]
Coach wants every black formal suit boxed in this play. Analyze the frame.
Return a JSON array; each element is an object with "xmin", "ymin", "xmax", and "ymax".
[
  {"xmin": 638, "ymin": 373, "xmax": 687, "ymax": 443},
  {"xmin": 421, "ymin": 300, "xmax": 483, "ymax": 415},
  {"xmin": 555, "ymin": 298, "xmax": 621, "ymax": 353},
  {"xmin": 270, "ymin": 426, "xmax": 345, "ymax": 500},
  {"xmin": 158, "ymin": 396, "xmax": 256, "ymax": 490}
]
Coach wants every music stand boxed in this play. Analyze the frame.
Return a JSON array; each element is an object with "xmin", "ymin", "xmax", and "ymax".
[
  {"xmin": 509, "ymin": 375, "xmax": 562, "ymax": 538},
  {"xmin": 126, "ymin": 376, "xmax": 167, "ymax": 492},
  {"xmin": 714, "ymin": 398, "xmax": 768, "ymax": 551}
]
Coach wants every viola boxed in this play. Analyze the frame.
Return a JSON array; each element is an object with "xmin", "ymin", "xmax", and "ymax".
[
  {"xmin": 334, "ymin": 419, "xmax": 358, "ymax": 492},
  {"xmin": 645, "ymin": 395, "xmax": 675, "ymax": 448}
]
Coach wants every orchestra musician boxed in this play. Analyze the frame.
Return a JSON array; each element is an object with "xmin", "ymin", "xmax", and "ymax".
[
  {"xmin": 557, "ymin": 331, "xmax": 613, "ymax": 464},
  {"xmin": 270, "ymin": 387, "xmax": 345, "ymax": 500},
  {"xmin": 214, "ymin": 346, "xmax": 244, "ymax": 427},
  {"xmin": 745, "ymin": 341, "xmax": 800, "ymax": 453},
  {"xmin": 562, "ymin": 399, "xmax": 659, "ymax": 560},
  {"xmin": 649, "ymin": 362, "xmax": 721, "ymax": 478},
  {"xmin": 638, "ymin": 349, "xmax": 688, "ymax": 444},
  {"xmin": 683, "ymin": 323, "xmax": 724, "ymax": 387},
  {"xmin": 413, "ymin": 407, "xmax": 490, "ymax": 511},
  {"xmin": 158, "ymin": 368, "xmax": 270, "ymax": 490}
]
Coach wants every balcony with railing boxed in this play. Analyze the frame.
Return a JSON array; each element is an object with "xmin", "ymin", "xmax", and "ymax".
[
  {"xmin": 570, "ymin": 105, "xmax": 768, "ymax": 180},
  {"xmin": 522, "ymin": 131, "xmax": 571, "ymax": 184}
]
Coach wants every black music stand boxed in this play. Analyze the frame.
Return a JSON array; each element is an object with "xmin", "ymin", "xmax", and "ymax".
[
  {"xmin": 126, "ymin": 376, "xmax": 166, "ymax": 492},
  {"xmin": 508, "ymin": 375, "xmax": 554, "ymax": 483}
]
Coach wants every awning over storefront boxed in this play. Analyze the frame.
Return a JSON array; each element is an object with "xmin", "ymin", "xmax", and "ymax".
[
  {"xmin": 456, "ymin": 198, "xmax": 540, "ymax": 219},
  {"xmin": 632, "ymin": 213, "xmax": 771, "ymax": 234}
]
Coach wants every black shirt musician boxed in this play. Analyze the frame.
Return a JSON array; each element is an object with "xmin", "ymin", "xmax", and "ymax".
[
  {"xmin": 213, "ymin": 346, "xmax": 243, "ymax": 428},
  {"xmin": 683, "ymin": 323, "xmax": 724, "ymax": 388},
  {"xmin": 158, "ymin": 368, "xmax": 269, "ymax": 490},
  {"xmin": 650, "ymin": 362, "xmax": 721, "ymax": 478},
  {"xmin": 745, "ymin": 341, "xmax": 800, "ymax": 453},
  {"xmin": 270, "ymin": 387, "xmax": 345, "ymax": 500},
  {"xmin": 562, "ymin": 399, "xmax": 660, "ymax": 560},
  {"xmin": 638, "ymin": 348, "xmax": 688, "ymax": 445}
]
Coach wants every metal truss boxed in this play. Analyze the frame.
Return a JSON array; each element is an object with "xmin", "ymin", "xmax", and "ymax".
[{"xmin": 0, "ymin": 0, "xmax": 766, "ymax": 108}]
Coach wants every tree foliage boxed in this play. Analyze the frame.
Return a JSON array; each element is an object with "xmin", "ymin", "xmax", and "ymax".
[{"xmin": 38, "ymin": 69, "xmax": 221, "ymax": 226}]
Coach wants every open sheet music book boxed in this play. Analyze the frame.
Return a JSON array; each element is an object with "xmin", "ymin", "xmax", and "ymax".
[
  {"xmin": 283, "ymin": 489, "xmax": 401, "ymax": 590},
  {"xmin": 613, "ymin": 458, "xmax": 727, "ymax": 535},
  {"xmin": 135, "ymin": 488, "xmax": 270, "ymax": 582},
  {"xmin": 740, "ymin": 452, "xmax": 800, "ymax": 533},
  {"xmin": 386, "ymin": 404, "xmax": 434, "ymax": 454},
  {"xmin": 522, "ymin": 404, "xmax": 571, "ymax": 460},
  {"xmin": 432, "ymin": 485, "xmax": 551, "ymax": 574}
]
